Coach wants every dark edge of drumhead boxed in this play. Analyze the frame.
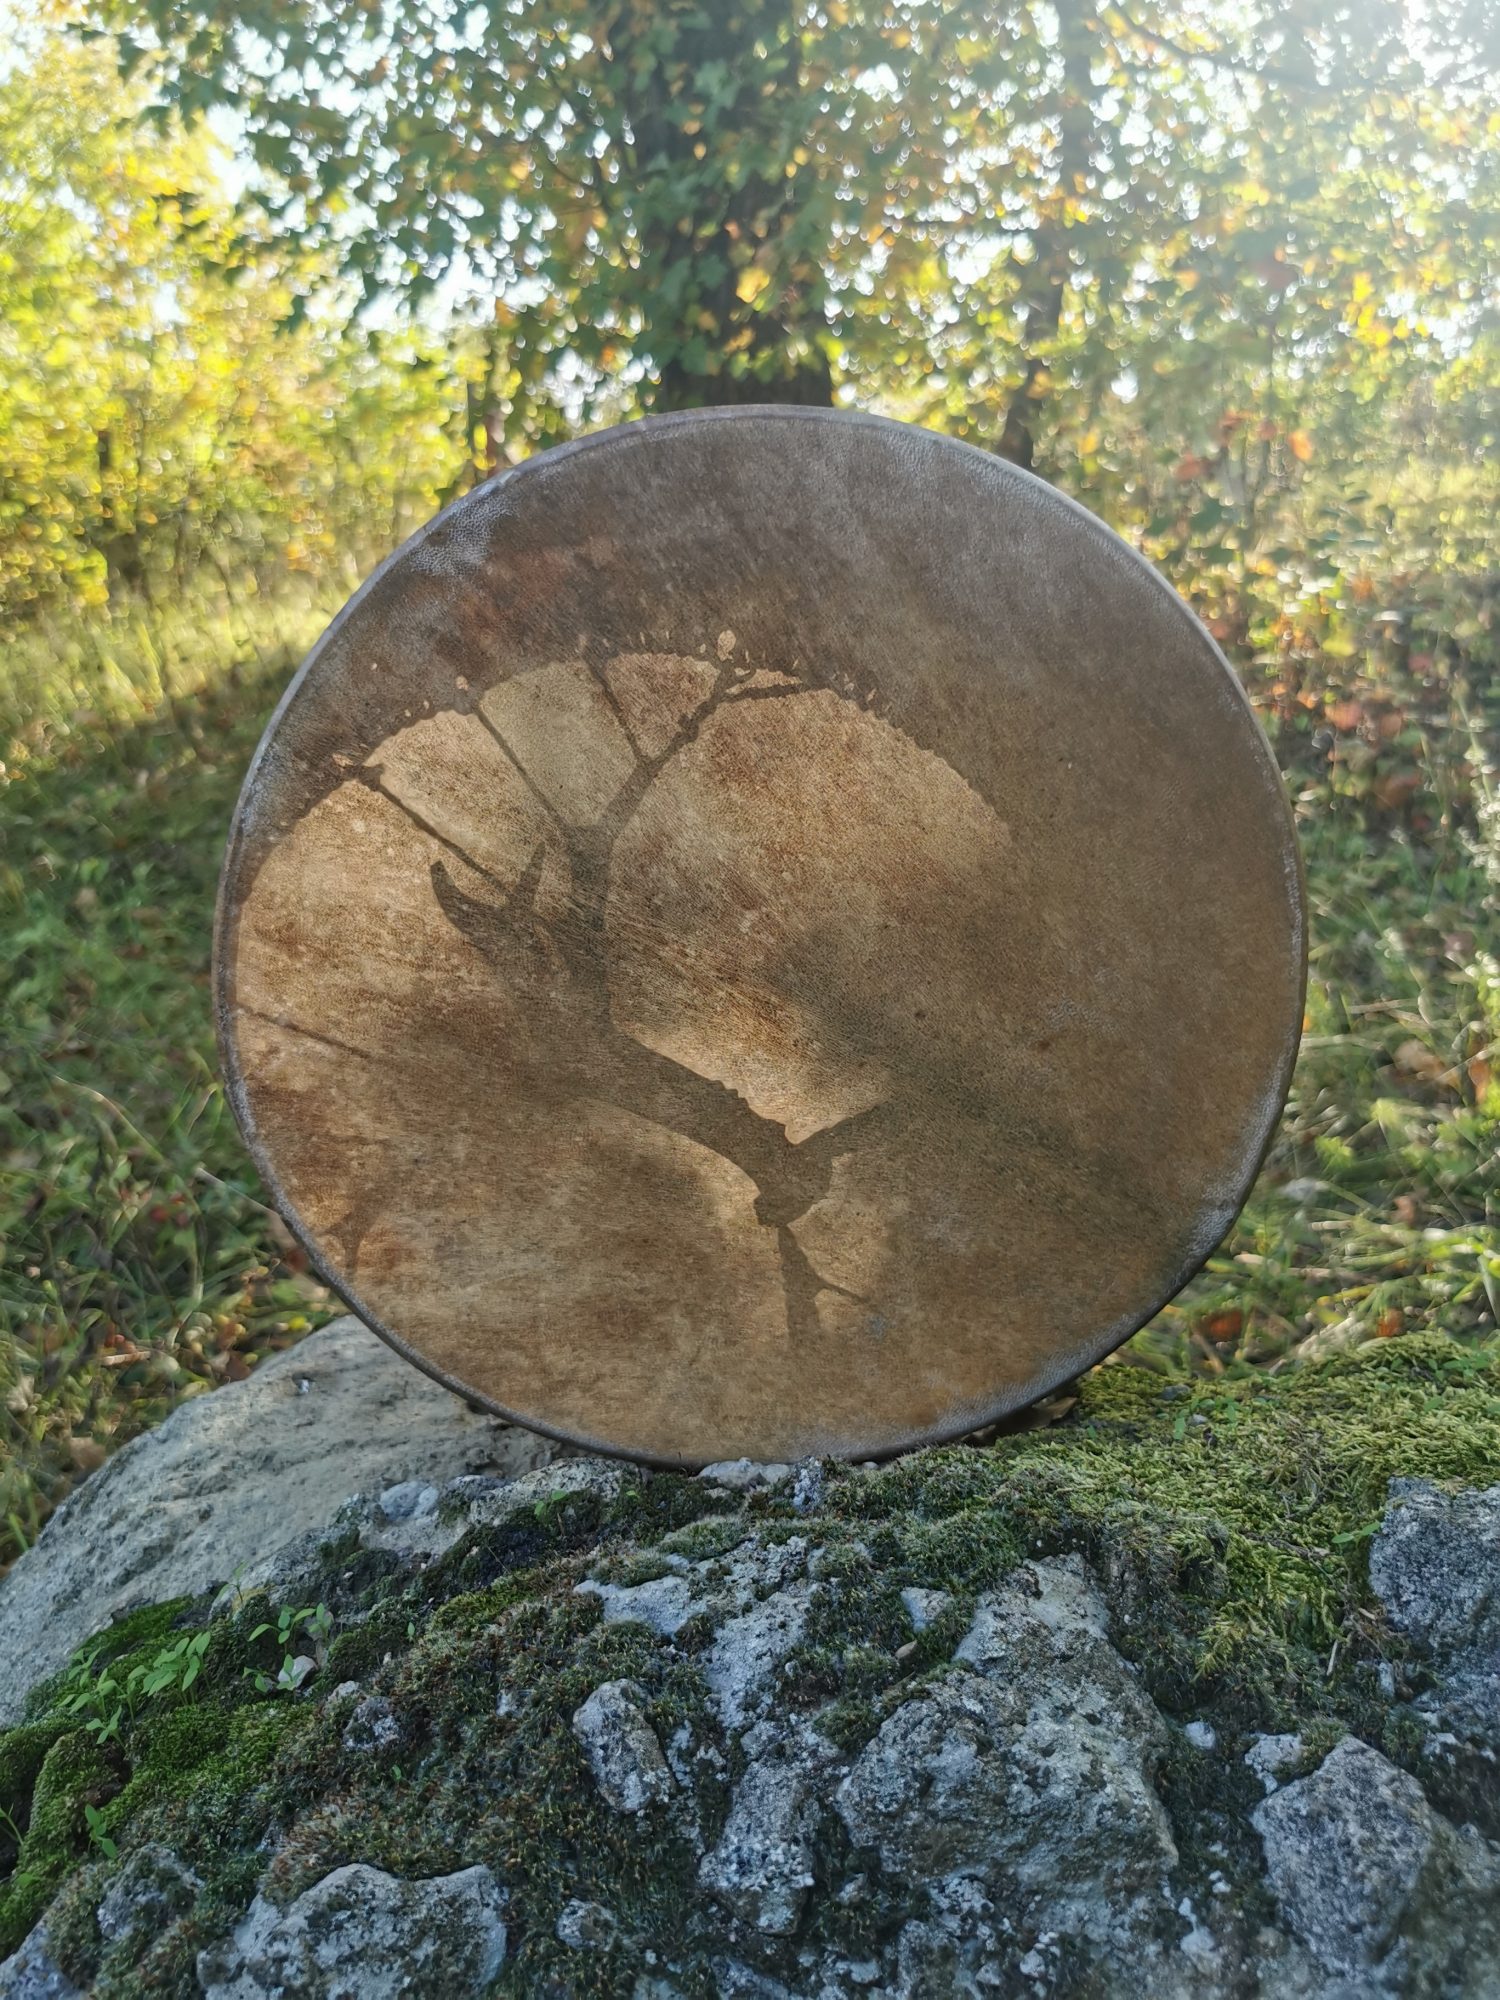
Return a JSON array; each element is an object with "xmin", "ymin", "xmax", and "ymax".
[{"xmin": 212, "ymin": 405, "xmax": 1308, "ymax": 1469}]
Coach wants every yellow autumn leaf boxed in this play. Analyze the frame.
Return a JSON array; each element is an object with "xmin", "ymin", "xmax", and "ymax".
[
  {"xmin": 735, "ymin": 266, "xmax": 772, "ymax": 304},
  {"xmin": 1288, "ymin": 430, "xmax": 1314, "ymax": 463}
]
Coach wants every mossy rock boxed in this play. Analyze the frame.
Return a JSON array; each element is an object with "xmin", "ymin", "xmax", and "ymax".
[{"xmin": 1, "ymin": 1333, "xmax": 1498, "ymax": 1998}]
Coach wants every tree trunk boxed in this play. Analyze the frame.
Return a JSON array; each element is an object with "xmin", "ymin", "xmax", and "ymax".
[
  {"xmin": 997, "ymin": 0, "xmax": 1094, "ymax": 470},
  {"xmin": 612, "ymin": 0, "xmax": 834, "ymax": 412},
  {"xmin": 654, "ymin": 343, "xmax": 832, "ymax": 413}
]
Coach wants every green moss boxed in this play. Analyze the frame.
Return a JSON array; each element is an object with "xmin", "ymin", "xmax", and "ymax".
[
  {"xmin": 35, "ymin": 1861, "xmax": 105, "ymax": 1981},
  {"xmin": 0, "ymin": 1719, "xmax": 67, "ymax": 1859},
  {"xmin": 832, "ymin": 1333, "xmax": 1500, "ymax": 1720},
  {"xmin": 605, "ymin": 1475, "xmax": 737, "ymax": 1547},
  {"xmin": 106, "ymin": 1700, "xmax": 301, "ymax": 1834},
  {"xmin": 0, "ymin": 1730, "xmax": 117, "ymax": 1953},
  {"xmin": 424, "ymin": 1482, "xmax": 636, "ymax": 1607},
  {"xmin": 427, "ymin": 1571, "xmax": 546, "ymax": 1642},
  {"xmin": 653, "ymin": 1514, "xmax": 753, "ymax": 1564},
  {"xmin": 20, "ymin": 1599, "xmax": 195, "ymax": 1727}
]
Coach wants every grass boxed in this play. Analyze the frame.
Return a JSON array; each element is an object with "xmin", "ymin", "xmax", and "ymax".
[
  {"xmin": 1146, "ymin": 672, "xmax": 1500, "ymax": 1376},
  {"xmin": 1, "ymin": 575, "xmax": 1497, "ymax": 1575},
  {"xmin": 1, "ymin": 586, "xmax": 342, "ymax": 1568}
]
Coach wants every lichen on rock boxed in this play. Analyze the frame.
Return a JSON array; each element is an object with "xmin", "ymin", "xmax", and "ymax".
[
  {"xmin": 1, "ymin": 1333, "xmax": 1499, "ymax": 1997},
  {"xmin": 571, "ymin": 1680, "xmax": 676, "ymax": 1815},
  {"xmin": 837, "ymin": 1557, "xmax": 1178, "ymax": 1933},
  {"xmin": 1253, "ymin": 1736, "xmax": 1500, "ymax": 1989},
  {"xmin": 194, "ymin": 1862, "xmax": 509, "ymax": 2000}
]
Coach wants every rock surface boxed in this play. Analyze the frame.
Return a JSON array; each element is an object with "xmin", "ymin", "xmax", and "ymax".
[
  {"xmin": 571, "ymin": 1679, "xmax": 675, "ymax": 1814},
  {"xmin": 0, "ymin": 1925, "xmax": 79, "ymax": 2000},
  {"xmin": 837, "ymin": 1557, "xmax": 1178, "ymax": 1929},
  {"xmin": 94, "ymin": 1846, "xmax": 201, "ymax": 1950},
  {"xmin": 1253, "ymin": 1737, "xmax": 1500, "ymax": 1987},
  {"xmin": 1371, "ymin": 1477, "xmax": 1500, "ymax": 1758},
  {"xmin": 2, "ymin": 1336, "xmax": 1500, "ymax": 1998},
  {"xmin": 0, "ymin": 1316, "xmax": 563, "ymax": 1723},
  {"xmin": 194, "ymin": 1863, "xmax": 508, "ymax": 1999}
]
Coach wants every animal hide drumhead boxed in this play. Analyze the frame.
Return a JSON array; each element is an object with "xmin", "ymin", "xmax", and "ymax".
[{"xmin": 215, "ymin": 409, "xmax": 1304, "ymax": 1465}]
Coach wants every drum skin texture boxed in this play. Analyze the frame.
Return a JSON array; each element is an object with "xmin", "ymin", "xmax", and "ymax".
[{"xmin": 215, "ymin": 408, "xmax": 1305, "ymax": 1466}]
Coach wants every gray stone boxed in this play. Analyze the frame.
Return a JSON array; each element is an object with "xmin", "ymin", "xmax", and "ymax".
[
  {"xmin": 900, "ymin": 1587, "xmax": 951, "ymax": 1633},
  {"xmin": 340, "ymin": 1694, "xmax": 407, "ymax": 1757},
  {"xmin": 1252, "ymin": 1736, "xmax": 1500, "ymax": 1984},
  {"xmin": 572, "ymin": 1679, "xmax": 675, "ymax": 1813},
  {"xmin": 703, "ymin": 1579, "xmax": 819, "ymax": 1732},
  {"xmin": 196, "ymin": 1861, "xmax": 508, "ymax": 1999},
  {"xmin": 578, "ymin": 1530, "xmax": 810, "ymax": 1659},
  {"xmin": 699, "ymin": 1731, "xmax": 839, "ymax": 1936},
  {"xmin": 710, "ymin": 1961, "xmax": 799, "ymax": 2000},
  {"xmin": 443, "ymin": 1456, "xmax": 625, "ymax": 1530},
  {"xmin": 376, "ymin": 1480, "xmax": 439, "ymax": 1521},
  {"xmin": 0, "ymin": 1925, "xmax": 81, "ymax": 2000},
  {"xmin": 837, "ymin": 1559, "xmax": 1175, "ymax": 1926},
  {"xmin": 0, "ymin": 1316, "xmax": 563, "ymax": 1723},
  {"xmin": 699, "ymin": 1460, "xmax": 793, "ymax": 1493},
  {"xmin": 951, "ymin": 1553, "xmax": 1112, "ymax": 1672},
  {"xmin": 822, "ymin": 1955, "xmax": 882, "ymax": 1990},
  {"xmin": 1176, "ymin": 1916, "xmax": 1220, "ymax": 1969},
  {"xmin": 223, "ymin": 1453, "xmax": 616, "ymax": 1611},
  {"xmin": 1371, "ymin": 1479, "xmax": 1500, "ymax": 1660},
  {"xmin": 1372, "ymin": 1478, "xmax": 1500, "ymax": 1750},
  {"xmin": 578, "ymin": 1573, "xmax": 705, "ymax": 1637},
  {"xmin": 891, "ymin": 1875, "xmax": 1011, "ymax": 1997},
  {"xmin": 1244, "ymin": 1732, "xmax": 1305, "ymax": 1794},
  {"xmin": 836, "ymin": 1666, "xmax": 1173, "ymax": 1913},
  {"xmin": 95, "ymin": 1842, "xmax": 202, "ymax": 1946},
  {"xmin": 17, "ymin": 1389, "xmax": 1500, "ymax": 2000}
]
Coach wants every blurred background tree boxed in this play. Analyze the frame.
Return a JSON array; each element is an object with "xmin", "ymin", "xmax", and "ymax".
[{"xmin": 0, "ymin": 0, "xmax": 1490, "ymax": 688}]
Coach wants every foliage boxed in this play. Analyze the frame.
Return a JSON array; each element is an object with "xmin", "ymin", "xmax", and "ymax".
[
  {"xmin": 1140, "ymin": 684, "xmax": 1500, "ymax": 1376},
  {"xmin": 0, "ymin": 29, "xmax": 497, "ymax": 619},
  {"xmin": 98, "ymin": 0, "xmax": 1499, "ymax": 457},
  {"xmin": 1, "ymin": 3, "xmax": 1495, "ymax": 695},
  {"xmin": 851, "ymin": 1335, "xmax": 1500, "ymax": 1697},
  {"xmin": 54, "ymin": 1627, "xmax": 212, "ymax": 1751},
  {"xmin": 244, "ymin": 1603, "xmax": 334, "ymax": 1695}
]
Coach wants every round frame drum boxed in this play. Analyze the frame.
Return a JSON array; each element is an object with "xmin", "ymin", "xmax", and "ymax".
[{"xmin": 215, "ymin": 409, "xmax": 1305, "ymax": 1465}]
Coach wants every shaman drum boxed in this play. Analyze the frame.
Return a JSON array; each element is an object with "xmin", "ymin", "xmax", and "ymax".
[{"xmin": 215, "ymin": 409, "xmax": 1304, "ymax": 1465}]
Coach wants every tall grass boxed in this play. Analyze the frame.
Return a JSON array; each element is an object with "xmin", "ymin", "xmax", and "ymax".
[{"xmin": 1, "ymin": 581, "xmax": 343, "ymax": 1570}]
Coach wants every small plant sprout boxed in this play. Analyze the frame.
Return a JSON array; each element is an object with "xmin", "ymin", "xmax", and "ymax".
[
  {"xmin": 246, "ymin": 1602, "xmax": 334, "ymax": 1695},
  {"xmin": 54, "ymin": 1626, "xmax": 216, "ymax": 1747},
  {"xmin": 83, "ymin": 1804, "xmax": 117, "ymax": 1861}
]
